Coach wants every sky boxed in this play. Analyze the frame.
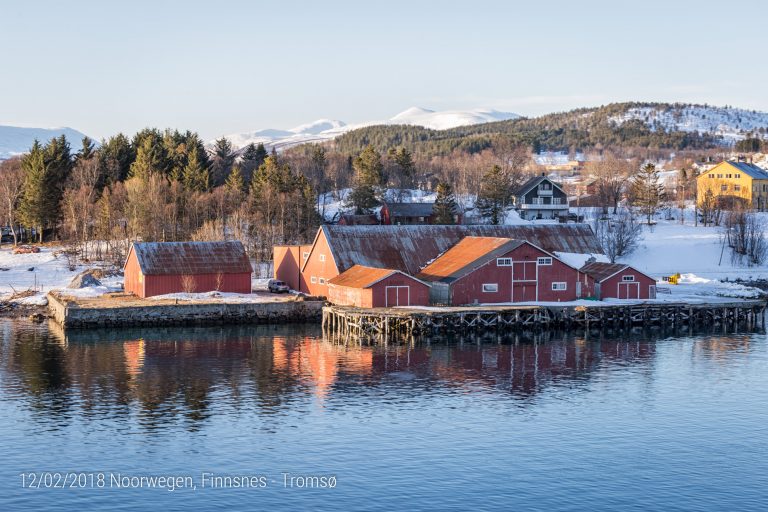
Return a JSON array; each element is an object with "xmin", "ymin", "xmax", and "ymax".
[{"xmin": 1, "ymin": 0, "xmax": 766, "ymax": 140}]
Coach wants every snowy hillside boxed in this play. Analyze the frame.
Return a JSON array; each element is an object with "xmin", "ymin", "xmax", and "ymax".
[
  {"xmin": 218, "ymin": 107, "xmax": 519, "ymax": 150},
  {"xmin": 0, "ymin": 125, "xmax": 90, "ymax": 159},
  {"xmin": 608, "ymin": 104, "xmax": 768, "ymax": 142}
]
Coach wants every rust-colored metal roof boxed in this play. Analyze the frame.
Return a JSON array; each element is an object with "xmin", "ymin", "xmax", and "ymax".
[
  {"xmin": 328, "ymin": 265, "xmax": 408, "ymax": 289},
  {"xmin": 417, "ymin": 237, "xmax": 524, "ymax": 283},
  {"xmin": 579, "ymin": 262, "xmax": 627, "ymax": 282},
  {"xmin": 129, "ymin": 241, "xmax": 253, "ymax": 275},
  {"xmin": 321, "ymin": 224, "xmax": 602, "ymax": 275}
]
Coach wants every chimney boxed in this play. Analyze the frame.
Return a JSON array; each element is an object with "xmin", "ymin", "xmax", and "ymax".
[{"xmin": 541, "ymin": 172, "xmax": 545, "ymax": 177}]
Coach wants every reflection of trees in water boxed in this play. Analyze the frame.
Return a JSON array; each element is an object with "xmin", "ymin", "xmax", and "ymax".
[{"xmin": 2, "ymin": 321, "xmax": 757, "ymax": 427}]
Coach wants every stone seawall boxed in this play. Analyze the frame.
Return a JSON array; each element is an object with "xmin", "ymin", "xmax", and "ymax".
[{"xmin": 48, "ymin": 293, "xmax": 324, "ymax": 329}]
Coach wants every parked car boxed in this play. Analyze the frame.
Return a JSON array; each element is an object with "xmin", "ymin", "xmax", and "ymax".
[{"xmin": 268, "ymin": 279, "xmax": 290, "ymax": 293}]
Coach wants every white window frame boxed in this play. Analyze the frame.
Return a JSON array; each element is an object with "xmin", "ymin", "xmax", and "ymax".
[
  {"xmin": 537, "ymin": 257, "xmax": 552, "ymax": 266},
  {"xmin": 319, "ymin": 254, "xmax": 326, "ymax": 262},
  {"xmin": 622, "ymin": 275, "xmax": 635, "ymax": 282},
  {"xmin": 318, "ymin": 278, "xmax": 326, "ymax": 285},
  {"xmin": 551, "ymin": 282, "xmax": 567, "ymax": 291},
  {"xmin": 482, "ymin": 283, "xmax": 498, "ymax": 293},
  {"xmin": 310, "ymin": 276, "xmax": 317, "ymax": 284},
  {"xmin": 497, "ymin": 258, "xmax": 512, "ymax": 266}
]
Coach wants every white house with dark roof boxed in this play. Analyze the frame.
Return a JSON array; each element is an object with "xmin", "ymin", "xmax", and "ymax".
[{"xmin": 513, "ymin": 175, "xmax": 569, "ymax": 220}]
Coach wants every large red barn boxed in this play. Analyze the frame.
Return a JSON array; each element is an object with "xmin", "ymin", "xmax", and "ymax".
[
  {"xmin": 327, "ymin": 265, "xmax": 430, "ymax": 308},
  {"xmin": 580, "ymin": 262, "xmax": 656, "ymax": 300},
  {"xmin": 417, "ymin": 237, "xmax": 592, "ymax": 305},
  {"xmin": 279, "ymin": 224, "xmax": 603, "ymax": 297},
  {"xmin": 124, "ymin": 241, "xmax": 253, "ymax": 298}
]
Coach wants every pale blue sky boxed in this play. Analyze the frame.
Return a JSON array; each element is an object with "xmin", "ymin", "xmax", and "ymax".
[{"xmin": 1, "ymin": 0, "xmax": 765, "ymax": 140}]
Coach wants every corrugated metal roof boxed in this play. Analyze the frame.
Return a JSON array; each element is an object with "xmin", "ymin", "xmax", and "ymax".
[
  {"xmin": 721, "ymin": 161, "xmax": 768, "ymax": 179},
  {"xmin": 130, "ymin": 241, "xmax": 253, "ymax": 275},
  {"xmin": 417, "ymin": 237, "xmax": 524, "ymax": 283},
  {"xmin": 322, "ymin": 224, "xmax": 602, "ymax": 275},
  {"xmin": 385, "ymin": 202, "xmax": 435, "ymax": 217},
  {"xmin": 579, "ymin": 262, "xmax": 627, "ymax": 282},
  {"xmin": 328, "ymin": 265, "xmax": 401, "ymax": 288}
]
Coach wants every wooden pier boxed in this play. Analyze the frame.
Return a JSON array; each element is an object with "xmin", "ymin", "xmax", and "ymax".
[{"xmin": 322, "ymin": 300, "xmax": 767, "ymax": 342}]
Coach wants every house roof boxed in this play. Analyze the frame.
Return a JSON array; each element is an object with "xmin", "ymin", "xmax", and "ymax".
[
  {"xmin": 384, "ymin": 202, "xmax": 435, "ymax": 218},
  {"xmin": 579, "ymin": 262, "xmax": 628, "ymax": 282},
  {"xmin": 704, "ymin": 161, "xmax": 768, "ymax": 180},
  {"xmin": 127, "ymin": 241, "xmax": 253, "ymax": 275},
  {"xmin": 417, "ymin": 237, "xmax": 525, "ymax": 283},
  {"xmin": 328, "ymin": 265, "xmax": 424, "ymax": 288},
  {"xmin": 313, "ymin": 224, "xmax": 602, "ymax": 275},
  {"xmin": 339, "ymin": 214, "xmax": 378, "ymax": 225},
  {"xmin": 514, "ymin": 175, "xmax": 564, "ymax": 197},
  {"xmin": 580, "ymin": 261, "xmax": 655, "ymax": 283}
]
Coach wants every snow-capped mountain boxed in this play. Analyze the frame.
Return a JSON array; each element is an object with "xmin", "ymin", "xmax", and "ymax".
[
  {"xmin": 218, "ymin": 107, "xmax": 519, "ymax": 150},
  {"xmin": 608, "ymin": 104, "xmax": 768, "ymax": 141},
  {"xmin": 0, "ymin": 125, "xmax": 90, "ymax": 160}
]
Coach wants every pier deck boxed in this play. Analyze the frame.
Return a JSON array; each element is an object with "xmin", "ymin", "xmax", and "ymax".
[{"xmin": 322, "ymin": 299, "xmax": 767, "ymax": 341}]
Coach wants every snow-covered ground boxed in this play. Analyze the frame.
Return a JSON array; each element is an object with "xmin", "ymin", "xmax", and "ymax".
[
  {"xmin": 0, "ymin": 247, "xmax": 83, "ymax": 304},
  {"xmin": 608, "ymin": 104, "xmax": 768, "ymax": 142}
]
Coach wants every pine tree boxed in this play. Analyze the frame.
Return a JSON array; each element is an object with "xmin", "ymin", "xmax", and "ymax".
[
  {"xmin": 392, "ymin": 147, "xmax": 415, "ymax": 188},
  {"xmin": 98, "ymin": 133, "xmax": 134, "ymax": 185},
  {"xmin": 631, "ymin": 163, "xmax": 665, "ymax": 224},
  {"xmin": 210, "ymin": 137, "xmax": 235, "ymax": 187},
  {"xmin": 346, "ymin": 145, "xmax": 384, "ymax": 214},
  {"xmin": 129, "ymin": 135, "xmax": 166, "ymax": 181},
  {"xmin": 433, "ymin": 182, "xmax": 458, "ymax": 224},
  {"xmin": 182, "ymin": 145, "xmax": 210, "ymax": 192},
  {"xmin": 476, "ymin": 165, "xmax": 512, "ymax": 225},
  {"xmin": 225, "ymin": 165, "xmax": 246, "ymax": 195},
  {"xmin": 76, "ymin": 136, "xmax": 96, "ymax": 162},
  {"xmin": 18, "ymin": 141, "xmax": 55, "ymax": 242},
  {"xmin": 241, "ymin": 142, "xmax": 268, "ymax": 182}
]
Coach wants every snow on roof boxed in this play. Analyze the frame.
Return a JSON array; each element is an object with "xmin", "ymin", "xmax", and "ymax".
[
  {"xmin": 321, "ymin": 224, "xmax": 603, "ymax": 275},
  {"xmin": 721, "ymin": 161, "xmax": 768, "ymax": 179},
  {"xmin": 514, "ymin": 175, "xmax": 564, "ymax": 197},
  {"xmin": 417, "ymin": 237, "xmax": 524, "ymax": 283},
  {"xmin": 129, "ymin": 241, "xmax": 252, "ymax": 275}
]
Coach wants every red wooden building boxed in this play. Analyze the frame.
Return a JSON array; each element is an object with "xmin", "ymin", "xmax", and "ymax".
[
  {"xmin": 276, "ymin": 224, "xmax": 603, "ymax": 297},
  {"xmin": 380, "ymin": 202, "xmax": 436, "ymax": 225},
  {"xmin": 580, "ymin": 262, "xmax": 656, "ymax": 300},
  {"xmin": 124, "ymin": 241, "xmax": 253, "ymax": 298},
  {"xmin": 417, "ymin": 237, "xmax": 592, "ymax": 305},
  {"xmin": 273, "ymin": 244, "xmax": 312, "ymax": 292},
  {"xmin": 326, "ymin": 265, "xmax": 430, "ymax": 308}
]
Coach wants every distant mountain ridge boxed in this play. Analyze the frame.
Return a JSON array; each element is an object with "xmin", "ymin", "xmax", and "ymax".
[
  {"xmin": 0, "ymin": 125, "xmax": 90, "ymax": 159},
  {"xmin": 216, "ymin": 107, "xmax": 520, "ymax": 150}
]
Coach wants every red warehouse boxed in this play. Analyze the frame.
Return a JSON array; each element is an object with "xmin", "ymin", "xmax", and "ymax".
[
  {"xmin": 327, "ymin": 265, "xmax": 430, "ymax": 308},
  {"xmin": 273, "ymin": 244, "xmax": 312, "ymax": 292},
  {"xmin": 124, "ymin": 241, "xmax": 253, "ymax": 298},
  {"xmin": 580, "ymin": 262, "xmax": 656, "ymax": 300},
  {"xmin": 417, "ymin": 237, "xmax": 591, "ymax": 305},
  {"xmin": 285, "ymin": 224, "xmax": 603, "ymax": 297}
]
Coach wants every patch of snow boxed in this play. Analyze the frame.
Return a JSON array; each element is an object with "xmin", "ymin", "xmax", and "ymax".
[{"xmin": 554, "ymin": 252, "xmax": 610, "ymax": 269}]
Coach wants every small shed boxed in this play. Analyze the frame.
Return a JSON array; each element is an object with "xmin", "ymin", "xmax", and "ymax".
[
  {"xmin": 580, "ymin": 262, "xmax": 656, "ymax": 300},
  {"xmin": 326, "ymin": 265, "xmax": 430, "ymax": 308},
  {"xmin": 124, "ymin": 241, "xmax": 253, "ymax": 298}
]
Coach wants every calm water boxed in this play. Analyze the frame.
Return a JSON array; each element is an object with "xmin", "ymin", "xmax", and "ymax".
[{"xmin": 1, "ymin": 320, "xmax": 767, "ymax": 511}]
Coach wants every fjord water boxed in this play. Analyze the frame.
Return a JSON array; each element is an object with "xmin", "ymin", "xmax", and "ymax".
[{"xmin": 1, "ymin": 320, "xmax": 767, "ymax": 511}]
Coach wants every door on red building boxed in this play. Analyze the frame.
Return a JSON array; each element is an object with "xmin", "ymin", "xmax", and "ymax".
[
  {"xmin": 385, "ymin": 286, "xmax": 410, "ymax": 307},
  {"xmin": 618, "ymin": 282, "xmax": 639, "ymax": 299},
  {"xmin": 512, "ymin": 283, "xmax": 537, "ymax": 302}
]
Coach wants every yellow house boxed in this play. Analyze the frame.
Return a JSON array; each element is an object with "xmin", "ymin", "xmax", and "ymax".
[{"xmin": 697, "ymin": 160, "xmax": 768, "ymax": 211}]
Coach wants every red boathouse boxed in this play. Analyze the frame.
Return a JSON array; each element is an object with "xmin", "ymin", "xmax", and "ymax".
[
  {"xmin": 124, "ymin": 241, "xmax": 253, "ymax": 298},
  {"xmin": 327, "ymin": 265, "xmax": 430, "ymax": 308},
  {"xmin": 579, "ymin": 262, "xmax": 656, "ymax": 300},
  {"xmin": 417, "ymin": 237, "xmax": 591, "ymax": 305}
]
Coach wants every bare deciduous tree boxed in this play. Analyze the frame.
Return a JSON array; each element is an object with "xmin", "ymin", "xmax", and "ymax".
[
  {"xmin": 0, "ymin": 157, "xmax": 24, "ymax": 246},
  {"xmin": 594, "ymin": 210, "xmax": 643, "ymax": 263}
]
